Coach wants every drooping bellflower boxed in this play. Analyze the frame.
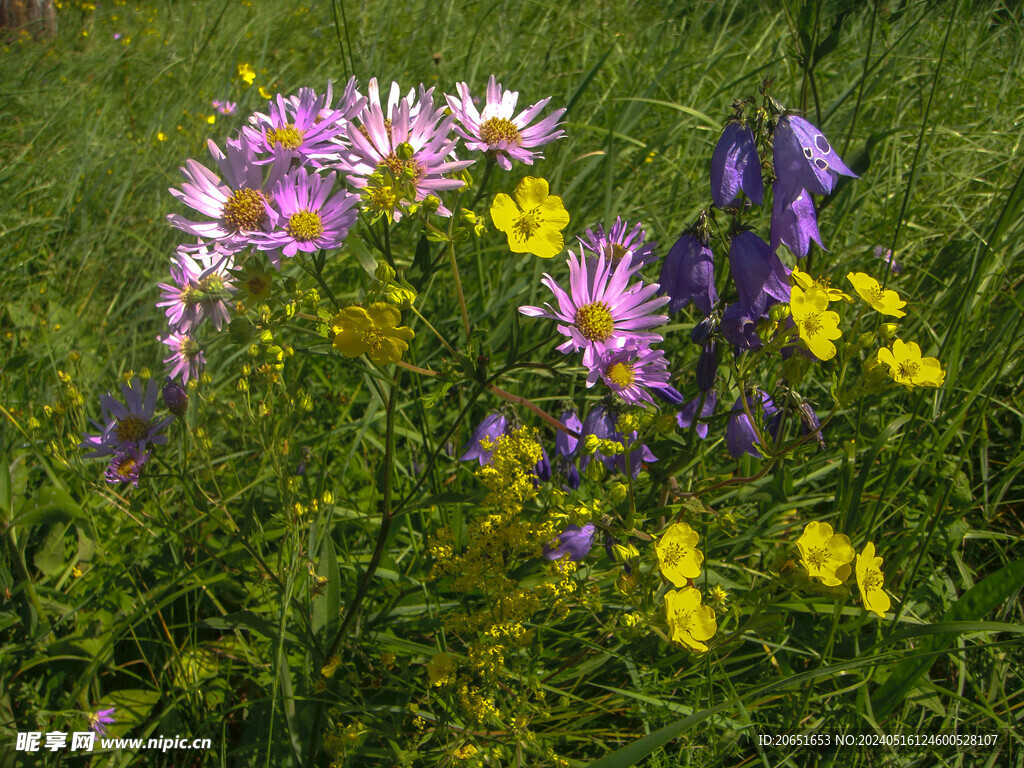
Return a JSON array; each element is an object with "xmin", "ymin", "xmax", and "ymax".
[
  {"xmin": 710, "ymin": 122, "xmax": 763, "ymax": 207},
  {"xmin": 773, "ymin": 115, "xmax": 858, "ymax": 202},
  {"xmin": 726, "ymin": 390, "xmax": 777, "ymax": 459},
  {"xmin": 770, "ymin": 181, "xmax": 824, "ymax": 258},
  {"xmin": 460, "ymin": 413, "xmax": 508, "ymax": 465},
  {"xmin": 659, "ymin": 234, "xmax": 718, "ymax": 316}
]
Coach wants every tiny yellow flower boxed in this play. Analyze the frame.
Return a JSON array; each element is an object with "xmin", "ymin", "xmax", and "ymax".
[
  {"xmin": 791, "ymin": 267, "xmax": 850, "ymax": 302},
  {"xmin": 855, "ymin": 542, "xmax": 891, "ymax": 618},
  {"xmin": 876, "ymin": 339, "xmax": 945, "ymax": 388},
  {"xmin": 206, "ymin": 114, "xmax": 216, "ymax": 125},
  {"xmin": 156, "ymin": 132, "xmax": 167, "ymax": 142},
  {"xmin": 331, "ymin": 304, "xmax": 414, "ymax": 365},
  {"xmin": 665, "ymin": 587, "xmax": 717, "ymax": 652},
  {"xmin": 796, "ymin": 521, "xmax": 854, "ymax": 586},
  {"xmin": 259, "ymin": 85, "xmax": 273, "ymax": 100},
  {"xmin": 790, "ymin": 284, "xmax": 843, "ymax": 360},
  {"xmin": 655, "ymin": 522, "xmax": 704, "ymax": 587},
  {"xmin": 846, "ymin": 272, "xmax": 906, "ymax": 317},
  {"xmin": 710, "ymin": 585, "xmax": 728, "ymax": 605},
  {"xmin": 490, "ymin": 176, "xmax": 569, "ymax": 258},
  {"xmin": 237, "ymin": 63, "xmax": 256, "ymax": 86}
]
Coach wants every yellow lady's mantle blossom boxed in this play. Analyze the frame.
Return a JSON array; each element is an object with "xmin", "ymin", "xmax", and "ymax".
[
  {"xmin": 331, "ymin": 303, "xmax": 414, "ymax": 365},
  {"xmin": 796, "ymin": 521, "xmax": 854, "ymax": 586},
  {"xmin": 855, "ymin": 542, "xmax": 891, "ymax": 618},
  {"xmin": 876, "ymin": 339, "xmax": 945, "ymax": 388},
  {"xmin": 790, "ymin": 284, "xmax": 843, "ymax": 360},
  {"xmin": 655, "ymin": 522, "xmax": 704, "ymax": 587},
  {"xmin": 490, "ymin": 176, "xmax": 569, "ymax": 258},
  {"xmin": 846, "ymin": 272, "xmax": 906, "ymax": 317},
  {"xmin": 665, "ymin": 587, "xmax": 718, "ymax": 652}
]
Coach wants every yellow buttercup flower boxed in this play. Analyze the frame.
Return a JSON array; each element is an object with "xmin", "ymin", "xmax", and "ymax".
[
  {"xmin": 796, "ymin": 521, "xmax": 854, "ymax": 586},
  {"xmin": 846, "ymin": 272, "xmax": 906, "ymax": 317},
  {"xmin": 876, "ymin": 339, "xmax": 945, "ymax": 388},
  {"xmin": 331, "ymin": 303, "xmax": 414, "ymax": 365},
  {"xmin": 855, "ymin": 542, "xmax": 891, "ymax": 618},
  {"xmin": 237, "ymin": 63, "xmax": 256, "ymax": 86},
  {"xmin": 490, "ymin": 176, "xmax": 569, "ymax": 259},
  {"xmin": 665, "ymin": 587, "xmax": 717, "ymax": 652},
  {"xmin": 790, "ymin": 266, "xmax": 850, "ymax": 302},
  {"xmin": 655, "ymin": 522, "xmax": 704, "ymax": 587},
  {"xmin": 790, "ymin": 284, "xmax": 843, "ymax": 360}
]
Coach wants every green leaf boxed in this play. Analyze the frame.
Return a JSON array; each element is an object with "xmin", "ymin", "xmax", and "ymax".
[
  {"xmin": 313, "ymin": 534, "xmax": 340, "ymax": 650},
  {"xmin": 11, "ymin": 486, "xmax": 86, "ymax": 528},
  {"xmin": 0, "ymin": 453, "xmax": 11, "ymax": 524},
  {"xmin": 871, "ymin": 557, "xmax": 1024, "ymax": 718},
  {"xmin": 33, "ymin": 524, "xmax": 68, "ymax": 577},
  {"xmin": 420, "ymin": 380, "xmax": 452, "ymax": 409}
]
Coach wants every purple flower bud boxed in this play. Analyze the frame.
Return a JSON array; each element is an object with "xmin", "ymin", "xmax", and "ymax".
[
  {"xmin": 773, "ymin": 115, "xmax": 858, "ymax": 202},
  {"xmin": 711, "ymin": 122, "xmax": 764, "ymax": 207},
  {"xmin": 729, "ymin": 232, "xmax": 790, "ymax": 310},
  {"xmin": 653, "ymin": 385, "xmax": 684, "ymax": 405},
  {"xmin": 533, "ymin": 446, "xmax": 551, "ymax": 483},
  {"xmin": 460, "ymin": 412, "xmax": 507, "ymax": 465},
  {"xmin": 677, "ymin": 391, "xmax": 717, "ymax": 439},
  {"xmin": 696, "ymin": 342, "xmax": 718, "ymax": 391},
  {"xmin": 874, "ymin": 245, "xmax": 902, "ymax": 275},
  {"xmin": 690, "ymin": 315, "xmax": 716, "ymax": 345},
  {"xmin": 162, "ymin": 376, "xmax": 188, "ymax": 417},
  {"xmin": 659, "ymin": 234, "xmax": 718, "ymax": 316},
  {"xmin": 770, "ymin": 182, "xmax": 824, "ymax": 258},
  {"xmin": 726, "ymin": 391, "xmax": 777, "ymax": 459},
  {"xmin": 544, "ymin": 524, "xmax": 597, "ymax": 561}
]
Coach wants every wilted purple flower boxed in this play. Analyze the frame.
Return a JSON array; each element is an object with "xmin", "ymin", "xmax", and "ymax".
[
  {"xmin": 726, "ymin": 390, "xmax": 777, "ymax": 459},
  {"xmin": 104, "ymin": 445, "xmax": 151, "ymax": 487},
  {"xmin": 80, "ymin": 378, "xmax": 172, "ymax": 458},
  {"xmin": 161, "ymin": 332, "xmax": 205, "ymax": 385},
  {"xmin": 460, "ymin": 413, "xmax": 507, "ymax": 465},
  {"xmin": 720, "ymin": 300, "xmax": 765, "ymax": 351},
  {"xmin": 696, "ymin": 342, "xmax": 718, "ymax": 391},
  {"xmin": 711, "ymin": 122, "xmax": 763, "ymax": 207},
  {"xmin": 446, "ymin": 75, "xmax": 566, "ymax": 171},
  {"xmin": 774, "ymin": 115, "xmax": 857, "ymax": 202},
  {"xmin": 167, "ymin": 138, "xmax": 286, "ymax": 253},
  {"xmin": 254, "ymin": 168, "xmax": 359, "ymax": 267},
  {"xmin": 659, "ymin": 234, "xmax": 717, "ymax": 316},
  {"xmin": 555, "ymin": 410, "xmax": 582, "ymax": 489},
  {"xmin": 157, "ymin": 243, "xmax": 236, "ymax": 333},
  {"xmin": 586, "ymin": 344, "xmax": 679, "ymax": 407},
  {"xmin": 578, "ymin": 218, "xmax": 658, "ymax": 277},
  {"xmin": 770, "ymin": 182, "xmax": 823, "ymax": 258},
  {"xmin": 162, "ymin": 377, "xmax": 188, "ymax": 417},
  {"xmin": 729, "ymin": 231, "xmax": 790, "ymax": 310},
  {"xmin": 543, "ymin": 524, "xmax": 596, "ymax": 562},
  {"xmin": 519, "ymin": 250, "xmax": 669, "ymax": 369},
  {"xmin": 677, "ymin": 391, "xmax": 717, "ymax": 439},
  {"xmin": 873, "ymin": 245, "xmax": 902, "ymax": 275},
  {"xmin": 89, "ymin": 708, "xmax": 116, "ymax": 736}
]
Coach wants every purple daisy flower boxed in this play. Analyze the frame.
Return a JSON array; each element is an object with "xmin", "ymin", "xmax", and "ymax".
[
  {"xmin": 729, "ymin": 231, "xmax": 790, "ymax": 310},
  {"xmin": 157, "ymin": 243, "xmax": 236, "ymax": 332},
  {"xmin": 711, "ymin": 122, "xmax": 763, "ymax": 207},
  {"xmin": 445, "ymin": 75, "xmax": 566, "ymax": 171},
  {"xmin": 773, "ymin": 114, "xmax": 858, "ymax": 202},
  {"xmin": 726, "ymin": 390, "xmax": 777, "ymax": 459},
  {"xmin": 586, "ymin": 344, "xmax": 679, "ymax": 407},
  {"xmin": 677, "ymin": 391, "xmax": 717, "ymax": 439},
  {"xmin": 770, "ymin": 182, "xmax": 824, "ymax": 258},
  {"xmin": 519, "ymin": 250, "xmax": 669, "ymax": 369},
  {"xmin": 80, "ymin": 378, "xmax": 172, "ymax": 458},
  {"xmin": 578, "ymin": 217, "xmax": 658, "ymax": 278},
  {"xmin": 659, "ymin": 233, "xmax": 718, "ymax": 316},
  {"xmin": 543, "ymin": 524, "xmax": 596, "ymax": 562},
  {"xmin": 167, "ymin": 138, "xmax": 286, "ymax": 252},
  {"xmin": 460, "ymin": 412, "xmax": 508, "ymax": 465},
  {"xmin": 339, "ymin": 78, "xmax": 472, "ymax": 219},
  {"xmin": 254, "ymin": 168, "xmax": 359, "ymax": 267},
  {"xmin": 104, "ymin": 444, "xmax": 151, "ymax": 487},
  {"xmin": 161, "ymin": 332, "xmax": 205, "ymax": 385},
  {"xmin": 243, "ymin": 80, "xmax": 362, "ymax": 167},
  {"xmin": 873, "ymin": 245, "xmax": 902, "ymax": 275},
  {"xmin": 212, "ymin": 100, "xmax": 237, "ymax": 116},
  {"xmin": 89, "ymin": 708, "xmax": 116, "ymax": 736}
]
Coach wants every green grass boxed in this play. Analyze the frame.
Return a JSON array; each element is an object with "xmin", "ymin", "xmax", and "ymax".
[{"xmin": 1, "ymin": 0, "xmax": 1023, "ymax": 766}]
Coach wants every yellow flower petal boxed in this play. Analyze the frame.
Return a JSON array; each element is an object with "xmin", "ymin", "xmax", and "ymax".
[
  {"xmin": 489, "ymin": 193, "xmax": 519, "ymax": 233},
  {"xmin": 856, "ymin": 542, "xmax": 891, "ymax": 618},
  {"xmin": 531, "ymin": 227, "xmax": 564, "ymax": 259},
  {"xmin": 665, "ymin": 587, "xmax": 717, "ymax": 652},
  {"xmin": 538, "ymin": 195, "xmax": 570, "ymax": 228},
  {"xmin": 514, "ymin": 176, "xmax": 550, "ymax": 209},
  {"xmin": 797, "ymin": 521, "xmax": 854, "ymax": 586}
]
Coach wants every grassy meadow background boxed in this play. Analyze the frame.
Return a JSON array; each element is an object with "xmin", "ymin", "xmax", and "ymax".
[{"xmin": 2, "ymin": 0, "xmax": 1024, "ymax": 765}]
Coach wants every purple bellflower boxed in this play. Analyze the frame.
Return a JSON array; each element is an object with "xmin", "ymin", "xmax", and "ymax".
[
  {"xmin": 770, "ymin": 182, "xmax": 824, "ymax": 258},
  {"xmin": 773, "ymin": 115, "xmax": 858, "ymax": 202},
  {"xmin": 659, "ymin": 234, "xmax": 718, "ymax": 316},
  {"xmin": 726, "ymin": 390, "xmax": 778, "ymax": 459},
  {"xmin": 711, "ymin": 122, "xmax": 763, "ymax": 207},
  {"xmin": 460, "ymin": 413, "xmax": 508, "ymax": 465},
  {"xmin": 677, "ymin": 391, "xmax": 717, "ymax": 440},
  {"xmin": 543, "ymin": 524, "xmax": 596, "ymax": 562},
  {"xmin": 729, "ymin": 231, "xmax": 790, "ymax": 310},
  {"xmin": 720, "ymin": 301, "xmax": 765, "ymax": 351},
  {"xmin": 555, "ymin": 410, "xmax": 582, "ymax": 489},
  {"xmin": 579, "ymin": 405, "xmax": 656, "ymax": 479}
]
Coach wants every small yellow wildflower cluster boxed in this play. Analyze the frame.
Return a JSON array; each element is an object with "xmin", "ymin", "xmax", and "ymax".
[
  {"xmin": 796, "ymin": 521, "xmax": 891, "ymax": 617},
  {"xmin": 476, "ymin": 425, "xmax": 543, "ymax": 512},
  {"xmin": 655, "ymin": 523, "xmax": 717, "ymax": 652}
]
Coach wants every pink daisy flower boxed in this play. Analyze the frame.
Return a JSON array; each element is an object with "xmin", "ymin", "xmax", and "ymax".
[
  {"xmin": 161, "ymin": 332, "xmax": 205, "ymax": 385},
  {"xmin": 519, "ymin": 251, "xmax": 669, "ymax": 369},
  {"xmin": 80, "ymin": 378, "xmax": 172, "ymax": 458},
  {"xmin": 578, "ymin": 217, "xmax": 658, "ymax": 278},
  {"xmin": 586, "ymin": 344, "xmax": 680, "ymax": 407},
  {"xmin": 157, "ymin": 243, "xmax": 236, "ymax": 332},
  {"xmin": 445, "ymin": 75, "xmax": 565, "ymax": 171}
]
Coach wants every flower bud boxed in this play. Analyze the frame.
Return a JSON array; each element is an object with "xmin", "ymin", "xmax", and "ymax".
[
  {"xmin": 696, "ymin": 342, "xmax": 718, "ymax": 392},
  {"xmin": 375, "ymin": 261, "xmax": 396, "ymax": 283},
  {"xmin": 769, "ymin": 303, "xmax": 791, "ymax": 323},
  {"xmin": 880, "ymin": 323, "xmax": 899, "ymax": 341},
  {"xmin": 690, "ymin": 315, "xmax": 716, "ymax": 344},
  {"xmin": 162, "ymin": 377, "xmax": 188, "ymax": 416},
  {"xmin": 422, "ymin": 195, "xmax": 441, "ymax": 213}
]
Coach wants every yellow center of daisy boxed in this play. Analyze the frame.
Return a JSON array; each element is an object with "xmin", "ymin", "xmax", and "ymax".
[
  {"xmin": 806, "ymin": 546, "xmax": 830, "ymax": 569},
  {"xmin": 897, "ymin": 360, "xmax": 920, "ymax": 380},
  {"xmin": 287, "ymin": 210, "xmax": 324, "ymax": 242},
  {"xmin": 606, "ymin": 362, "xmax": 635, "ymax": 388},
  {"xmin": 223, "ymin": 188, "xmax": 268, "ymax": 232},
  {"xmin": 180, "ymin": 286, "xmax": 203, "ymax": 307},
  {"xmin": 574, "ymin": 302, "xmax": 614, "ymax": 342},
  {"xmin": 267, "ymin": 123, "xmax": 305, "ymax": 150},
  {"xmin": 362, "ymin": 327, "xmax": 384, "ymax": 353},
  {"xmin": 479, "ymin": 116, "xmax": 522, "ymax": 146},
  {"xmin": 116, "ymin": 415, "xmax": 150, "ymax": 443},
  {"xmin": 117, "ymin": 457, "xmax": 139, "ymax": 478},
  {"xmin": 604, "ymin": 243, "xmax": 629, "ymax": 263},
  {"xmin": 378, "ymin": 153, "xmax": 426, "ymax": 184}
]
